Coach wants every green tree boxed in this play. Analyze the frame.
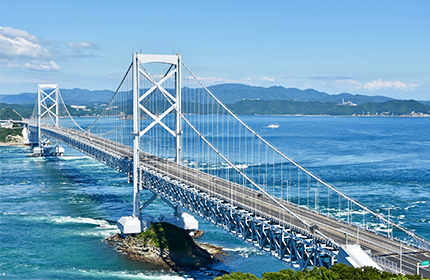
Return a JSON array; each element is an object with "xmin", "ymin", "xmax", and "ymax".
[{"xmin": 215, "ymin": 271, "xmax": 260, "ymax": 280}]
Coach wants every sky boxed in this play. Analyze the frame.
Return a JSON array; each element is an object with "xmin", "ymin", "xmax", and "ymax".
[{"xmin": 0, "ymin": 0, "xmax": 429, "ymax": 100}]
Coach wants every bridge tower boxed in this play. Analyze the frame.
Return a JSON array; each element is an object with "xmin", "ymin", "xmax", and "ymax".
[
  {"xmin": 118, "ymin": 54, "xmax": 183, "ymax": 235},
  {"xmin": 36, "ymin": 84, "xmax": 59, "ymax": 147}
]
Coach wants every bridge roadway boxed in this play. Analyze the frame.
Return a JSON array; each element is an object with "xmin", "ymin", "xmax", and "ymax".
[{"xmin": 38, "ymin": 124, "xmax": 430, "ymax": 277}]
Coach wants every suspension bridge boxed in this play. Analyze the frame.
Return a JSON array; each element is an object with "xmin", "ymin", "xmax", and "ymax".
[{"xmin": 18, "ymin": 54, "xmax": 430, "ymax": 276}]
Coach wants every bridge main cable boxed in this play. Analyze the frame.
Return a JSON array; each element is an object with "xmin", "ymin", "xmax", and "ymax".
[
  {"xmin": 138, "ymin": 59, "xmax": 335, "ymax": 245},
  {"xmin": 180, "ymin": 59, "xmax": 430, "ymax": 250}
]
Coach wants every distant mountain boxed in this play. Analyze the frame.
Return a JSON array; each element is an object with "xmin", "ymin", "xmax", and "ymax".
[
  {"xmin": 0, "ymin": 92, "xmax": 36, "ymax": 105},
  {"xmin": 227, "ymin": 99, "xmax": 430, "ymax": 116},
  {"xmin": 59, "ymin": 88, "xmax": 117, "ymax": 105},
  {"xmin": 206, "ymin": 84, "xmax": 393, "ymax": 105},
  {"xmin": 0, "ymin": 103, "xmax": 34, "ymax": 118},
  {"xmin": 2, "ymin": 83, "xmax": 429, "ymax": 117},
  {"xmin": 0, "ymin": 83, "xmax": 409, "ymax": 106},
  {"xmin": 0, "ymin": 108, "xmax": 23, "ymax": 120},
  {"xmin": 0, "ymin": 89, "xmax": 116, "ymax": 105}
]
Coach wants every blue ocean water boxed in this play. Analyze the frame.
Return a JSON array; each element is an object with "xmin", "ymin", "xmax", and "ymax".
[{"xmin": 1, "ymin": 116, "xmax": 429, "ymax": 279}]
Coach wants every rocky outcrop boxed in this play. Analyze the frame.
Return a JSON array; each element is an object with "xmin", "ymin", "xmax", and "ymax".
[{"xmin": 106, "ymin": 222, "xmax": 220, "ymax": 270}]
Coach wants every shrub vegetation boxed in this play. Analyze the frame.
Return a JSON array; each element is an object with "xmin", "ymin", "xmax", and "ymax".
[{"xmin": 215, "ymin": 264, "xmax": 427, "ymax": 280}]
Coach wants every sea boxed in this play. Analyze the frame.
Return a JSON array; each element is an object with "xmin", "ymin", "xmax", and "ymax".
[{"xmin": 1, "ymin": 116, "xmax": 429, "ymax": 279}]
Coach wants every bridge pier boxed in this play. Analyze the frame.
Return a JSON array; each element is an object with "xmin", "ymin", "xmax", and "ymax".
[
  {"xmin": 117, "ymin": 216, "xmax": 142, "ymax": 235},
  {"xmin": 338, "ymin": 244, "xmax": 382, "ymax": 271},
  {"xmin": 22, "ymin": 124, "xmax": 38, "ymax": 146},
  {"xmin": 118, "ymin": 190, "xmax": 199, "ymax": 236}
]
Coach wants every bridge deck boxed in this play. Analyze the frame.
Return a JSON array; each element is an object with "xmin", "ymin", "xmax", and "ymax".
[{"xmin": 35, "ymin": 124, "xmax": 430, "ymax": 276}]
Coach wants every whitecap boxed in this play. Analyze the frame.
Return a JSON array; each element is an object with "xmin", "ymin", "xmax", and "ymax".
[
  {"xmin": 60, "ymin": 268, "xmax": 188, "ymax": 279},
  {"xmin": 60, "ymin": 156, "xmax": 91, "ymax": 160},
  {"xmin": 50, "ymin": 216, "xmax": 116, "ymax": 229},
  {"xmin": 80, "ymin": 229, "xmax": 119, "ymax": 238},
  {"xmin": 222, "ymin": 246, "xmax": 263, "ymax": 258}
]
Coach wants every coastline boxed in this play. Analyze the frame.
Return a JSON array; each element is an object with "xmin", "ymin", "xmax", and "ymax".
[
  {"xmin": 0, "ymin": 142, "xmax": 26, "ymax": 146},
  {"xmin": 0, "ymin": 137, "xmax": 26, "ymax": 147}
]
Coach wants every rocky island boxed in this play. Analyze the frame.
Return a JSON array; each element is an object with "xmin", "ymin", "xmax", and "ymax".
[{"xmin": 106, "ymin": 222, "xmax": 224, "ymax": 271}]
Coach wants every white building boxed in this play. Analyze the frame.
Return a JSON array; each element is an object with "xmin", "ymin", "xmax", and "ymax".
[
  {"xmin": 71, "ymin": 105, "xmax": 87, "ymax": 109},
  {"xmin": 1, "ymin": 121, "xmax": 13, "ymax": 129},
  {"xmin": 342, "ymin": 99, "xmax": 357, "ymax": 106}
]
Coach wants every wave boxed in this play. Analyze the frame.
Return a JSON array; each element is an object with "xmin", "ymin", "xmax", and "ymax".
[
  {"xmin": 332, "ymin": 209, "xmax": 366, "ymax": 217},
  {"xmin": 404, "ymin": 201, "xmax": 426, "ymax": 211},
  {"xmin": 222, "ymin": 246, "xmax": 263, "ymax": 258},
  {"xmin": 404, "ymin": 205, "xmax": 415, "ymax": 211},
  {"xmin": 1, "ymin": 213, "xmax": 120, "ymax": 238},
  {"xmin": 1, "ymin": 213, "xmax": 117, "ymax": 228},
  {"xmin": 60, "ymin": 156, "xmax": 91, "ymax": 161},
  {"xmin": 24, "ymin": 268, "xmax": 188, "ymax": 279},
  {"xmin": 49, "ymin": 216, "xmax": 117, "ymax": 229},
  {"xmin": 72, "ymin": 269, "xmax": 189, "ymax": 279}
]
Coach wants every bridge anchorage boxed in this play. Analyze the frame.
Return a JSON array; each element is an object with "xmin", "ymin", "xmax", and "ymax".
[{"xmin": 24, "ymin": 53, "xmax": 430, "ymax": 275}]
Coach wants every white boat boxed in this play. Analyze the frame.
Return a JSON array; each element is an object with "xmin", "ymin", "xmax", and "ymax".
[{"xmin": 268, "ymin": 123, "xmax": 279, "ymax": 128}]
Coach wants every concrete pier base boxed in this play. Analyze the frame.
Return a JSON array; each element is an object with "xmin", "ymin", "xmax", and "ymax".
[{"xmin": 117, "ymin": 216, "xmax": 142, "ymax": 235}]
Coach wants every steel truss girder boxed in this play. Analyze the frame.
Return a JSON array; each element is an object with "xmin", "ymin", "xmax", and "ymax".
[
  {"xmin": 28, "ymin": 124, "xmax": 337, "ymax": 271},
  {"xmin": 32, "ymin": 126, "xmax": 133, "ymax": 178},
  {"xmin": 138, "ymin": 165, "xmax": 337, "ymax": 271}
]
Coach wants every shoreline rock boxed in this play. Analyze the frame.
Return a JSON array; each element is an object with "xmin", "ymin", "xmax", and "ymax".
[
  {"xmin": 0, "ymin": 136, "xmax": 26, "ymax": 146},
  {"xmin": 106, "ymin": 222, "xmax": 225, "ymax": 271}
]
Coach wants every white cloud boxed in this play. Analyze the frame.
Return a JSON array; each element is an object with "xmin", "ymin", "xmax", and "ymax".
[
  {"xmin": 337, "ymin": 79, "xmax": 362, "ymax": 86},
  {"xmin": 183, "ymin": 75, "xmax": 255, "ymax": 86},
  {"xmin": 326, "ymin": 77, "xmax": 420, "ymax": 93},
  {"xmin": 106, "ymin": 75, "xmax": 123, "ymax": 80},
  {"xmin": 0, "ymin": 26, "xmax": 51, "ymax": 58},
  {"xmin": 0, "ymin": 27, "xmax": 63, "ymax": 72},
  {"xmin": 262, "ymin": 76, "xmax": 275, "ymax": 82},
  {"xmin": 0, "ymin": 59, "xmax": 20, "ymax": 68},
  {"xmin": 24, "ymin": 60, "xmax": 59, "ymax": 71},
  {"xmin": 66, "ymin": 41, "xmax": 100, "ymax": 50},
  {"xmin": 363, "ymin": 79, "xmax": 419, "ymax": 91},
  {"xmin": 151, "ymin": 74, "xmax": 164, "ymax": 79},
  {"xmin": 40, "ymin": 38, "xmax": 57, "ymax": 45},
  {"xmin": 195, "ymin": 76, "xmax": 226, "ymax": 83},
  {"xmin": 0, "ymin": 77, "xmax": 49, "ymax": 84},
  {"xmin": 334, "ymin": 79, "xmax": 363, "ymax": 90},
  {"xmin": 0, "ymin": 26, "xmax": 39, "ymax": 43},
  {"xmin": 6, "ymin": 62, "xmax": 19, "ymax": 68}
]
